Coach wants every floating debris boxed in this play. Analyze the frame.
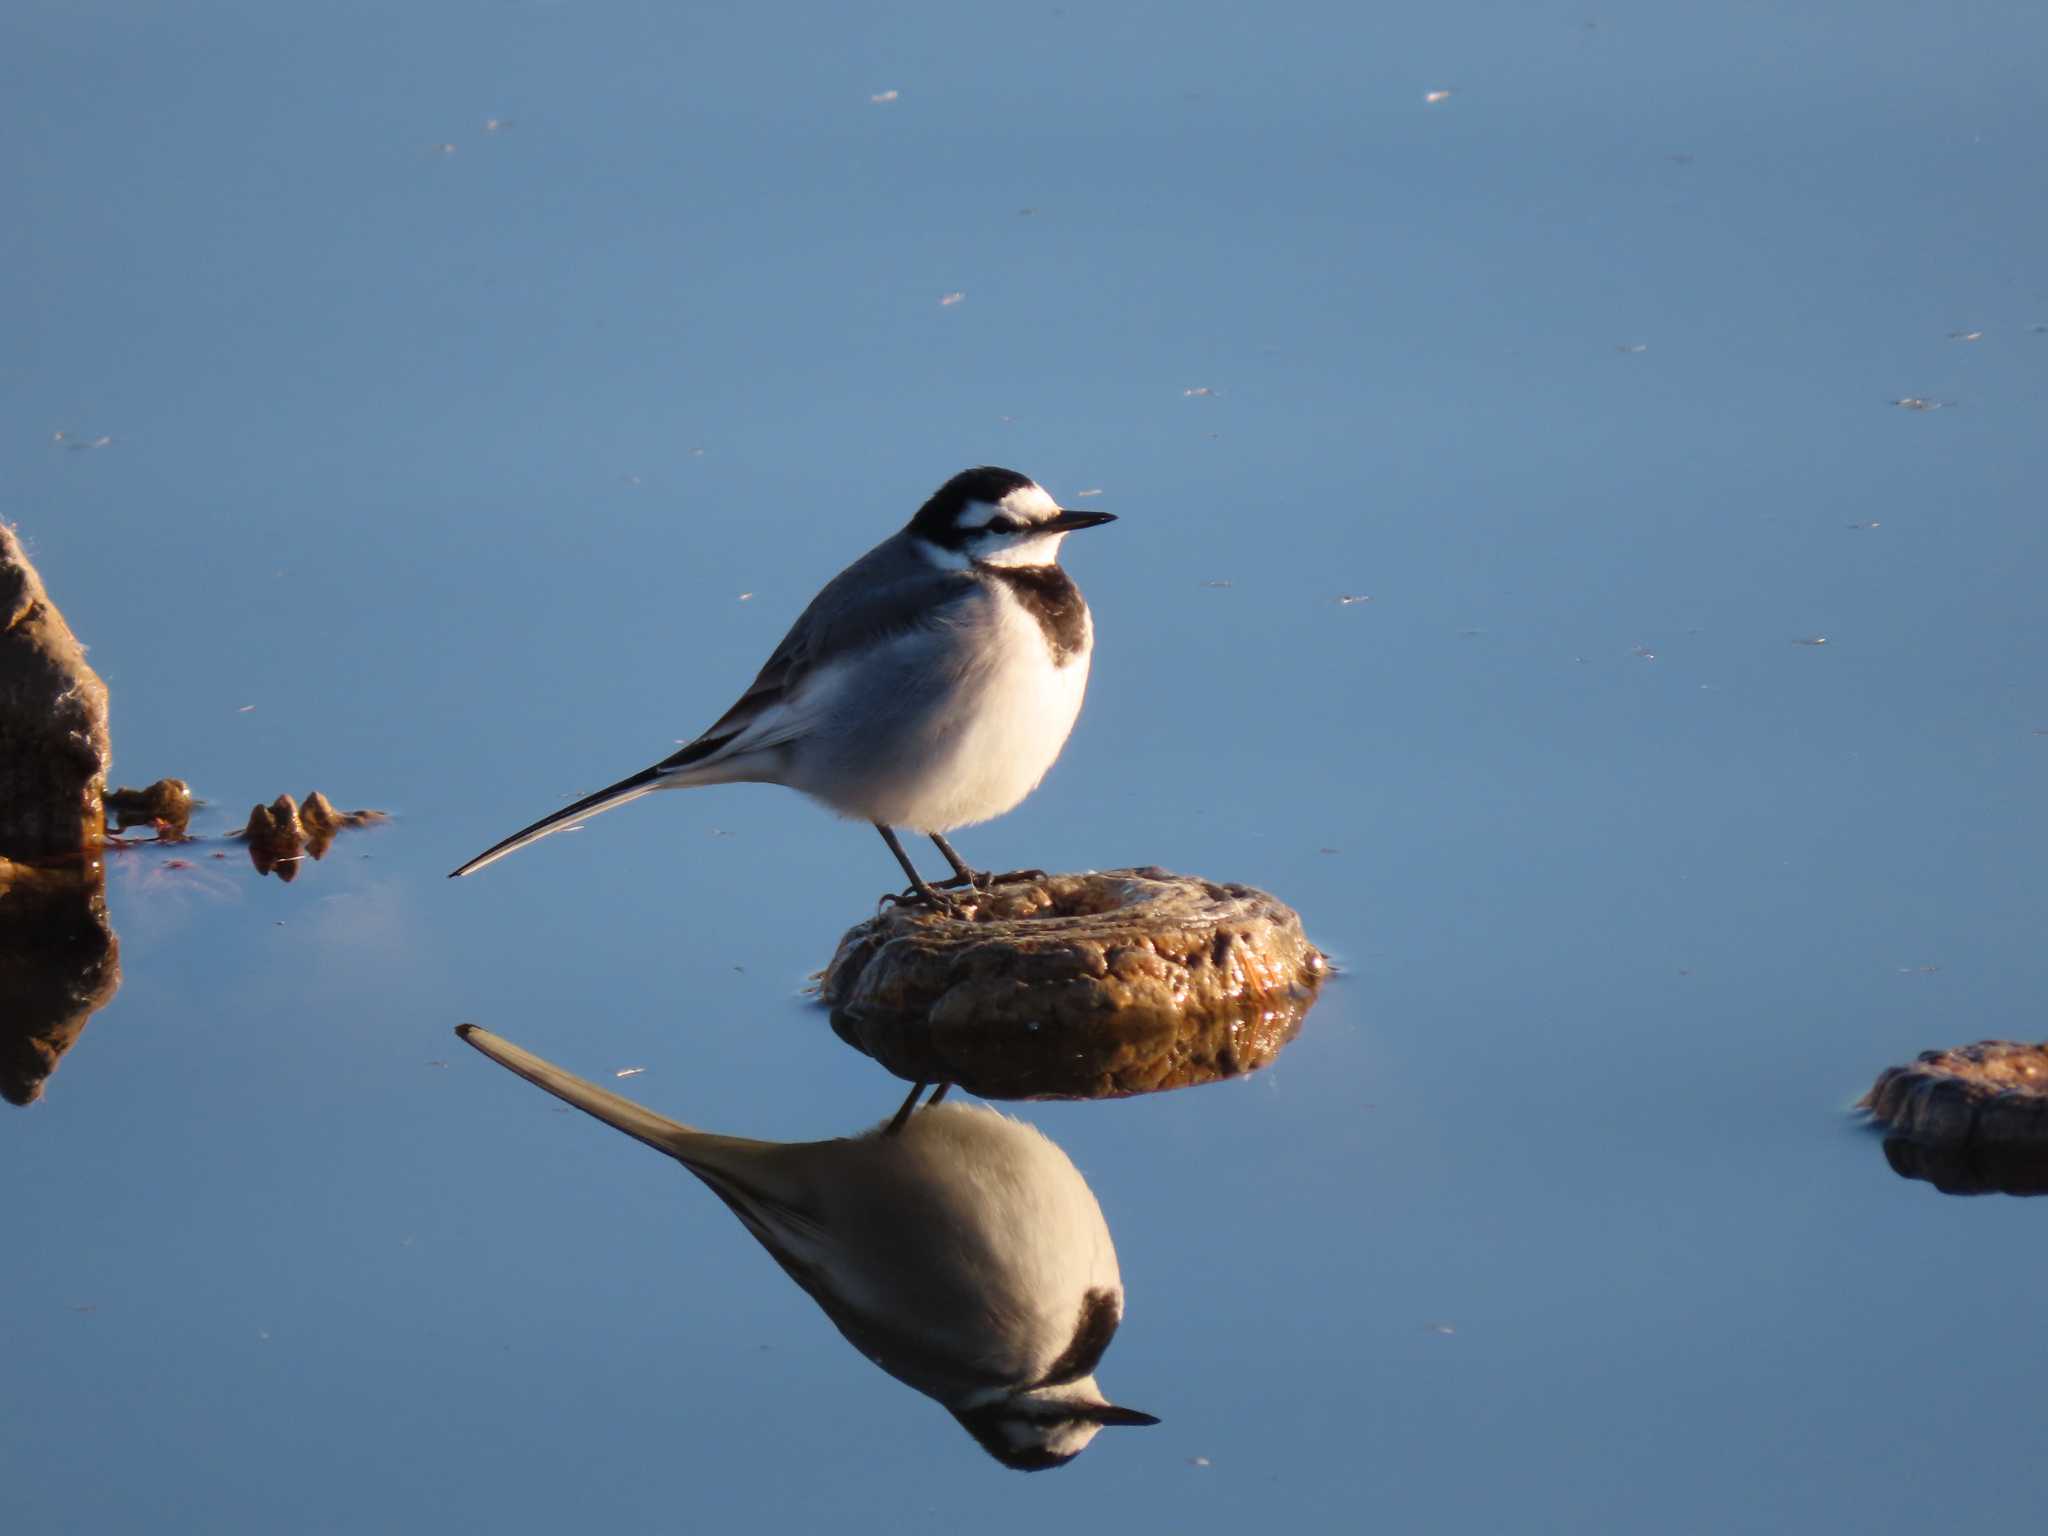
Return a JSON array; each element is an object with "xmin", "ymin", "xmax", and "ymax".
[
  {"xmin": 232, "ymin": 792, "xmax": 388, "ymax": 880},
  {"xmin": 1335, "ymin": 594, "xmax": 1372, "ymax": 606},
  {"xmin": 1615, "ymin": 342, "xmax": 1648, "ymax": 354},
  {"xmin": 1947, "ymin": 330, "xmax": 1984, "ymax": 342},
  {"xmin": 614, "ymin": 1066, "xmax": 648, "ymax": 1079},
  {"xmin": 483, "ymin": 117, "xmax": 511, "ymax": 133},
  {"xmin": 1423, "ymin": 89, "xmax": 1454, "ymax": 104},
  {"xmin": 433, "ymin": 142, "xmax": 457, "ymax": 155},
  {"xmin": 51, "ymin": 432, "xmax": 115, "ymax": 451},
  {"xmin": 1632, "ymin": 645, "xmax": 1657, "ymax": 661},
  {"xmin": 1846, "ymin": 521, "xmax": 1881, "ymax": 530},
  {"xmin": 104, "ymin": 779, "xmax": 194, "ymax": 837},
  {"xmin": 868, "ymin": 89, "xmax": 899, "ymax": 104},
  {"xmin": 1794, "ymin": 635, "xmax": 1829, "ymax": 647},
  {"xmin": 1182, "ymin": 386, "xmax": 1218, "ymax": 397},
  {"xmin": 1200, "ymin": 579, "xmax": 1232, "ymax": 589},
  {"xmin": 937, "ymin": 291, "xmax": 965, "ymax": 307},
  {"xmin": 1891, "ymin": 397, "xmax": 1953, "ymax": 411},
  {"xmin": 1073, "ymin": 488, "xmax": 1104, "ymax": 498}
]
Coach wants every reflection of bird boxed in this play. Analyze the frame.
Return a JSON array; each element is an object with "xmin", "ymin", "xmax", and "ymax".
[
  {"xmin": 457, "ymin": 1025, "xmax": 1158, "ymax": 1470},
  {"xmin": 449, "ymin": 467, "xmax": 1116, "ymax": 906}
]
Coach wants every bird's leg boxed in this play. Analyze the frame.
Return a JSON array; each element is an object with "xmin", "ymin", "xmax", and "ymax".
[
  {"xmin": 886, "ymin": 1081, "xmax": 927, "ymax": 1136},
  {"xmin": 925, "ymin": 1083, "xmax": 951, "ymax": 1109},
  {"xmin": 928, "ymin": 833, "xmax": 1045, "ymax": 891},
  {"xmin": 874, "ymin": 824, "xmax": 960, "ymax": 911},
  {"xmin": 928, "ymin": 832, "xmax": 982, "ymax": 889}
]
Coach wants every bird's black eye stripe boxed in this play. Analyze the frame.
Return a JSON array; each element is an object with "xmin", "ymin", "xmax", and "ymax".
[{"xmin": 987, "ymin": 515, "xmax": 1024, "ymax": 534}]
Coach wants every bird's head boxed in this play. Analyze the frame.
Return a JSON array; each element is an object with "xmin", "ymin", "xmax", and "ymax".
[
  {"xmin": 952, "ymin": 1377, "xmax": 1161, "ymax": 1472},
  {"xmin": 907, "ymin": 466, "xmax": 1115, "ymax": 571}
]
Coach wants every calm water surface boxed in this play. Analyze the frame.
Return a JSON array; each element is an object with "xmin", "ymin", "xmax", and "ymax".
[{"xmin": 8, "ymin": 2, "xmax": 2048, "ymax": 1531}]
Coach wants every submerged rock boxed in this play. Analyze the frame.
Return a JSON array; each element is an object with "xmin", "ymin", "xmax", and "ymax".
[
  {"xmin": 822, "ymin": 868, "xmax": 1325, "ymax": 1100},
  {"xmin": 1862, "ymin": 1040, "xmax": 2048, "ymax": 1196},
  {"xmin": 0, "ymin": 525, "xmax": 109, "ymax": 858},
  {"xmin": 0, "ymin": 860, "xmax": 120, "ymax": 1106}
]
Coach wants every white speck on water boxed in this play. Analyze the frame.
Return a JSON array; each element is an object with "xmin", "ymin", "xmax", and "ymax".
[
  {"xmin": 1424, "ymin": 89, "xmax": 1453, "ymax": 104},
  {"xmin": 1201, "ymin": 579, "xmax": 1232, "ymax": 589},
  {"xmin": 1616, "ymin": 342, "xmax": 1648, "ymax": 353},
  {"xmin": 1335, "ymin": 593, "xmax": 1372, "ymax": 605},
  {"xmin": 615, "ymin": 1066, "xmax": 647, "ymax": 1078},
  {"xmin": 1073, "ymin": 488, "xmax": 1104, "ymax": 498},
  {"xmin": 869, "ymin": 89, "xmax": 899, "ymax": 104},
  {"xmin": 1183, "ymin": 385, "xmax": 1217, "ymax": 397},
  {"xmin": 1892, "ymin": 396, "xmax": 1952, "ymax": 411},
  {"xmin": 1947, "ymin": 329, "xmax": 1984, "ymax": 341},
  {"xmin": 938, "ymin": 291, "xmax": 965, "ymax": 306},
  {"xmin": 1794, "ymin": 635, "xmax": 1828, "ymax": 647}
]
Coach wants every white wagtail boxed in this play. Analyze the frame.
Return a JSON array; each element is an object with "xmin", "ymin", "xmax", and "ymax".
[
  {"xmin": 456, "ymin": 1024, "xmax": 1158, "ymax": 1470},
  {"xmin": 449, "ymin": 467, "xmax": 1115, "ymax": 905}
]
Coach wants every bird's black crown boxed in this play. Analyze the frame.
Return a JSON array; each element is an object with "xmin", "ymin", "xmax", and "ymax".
[{"xmin": 907, "ymin": 466, "xmax": 1037, "ymax": 545}]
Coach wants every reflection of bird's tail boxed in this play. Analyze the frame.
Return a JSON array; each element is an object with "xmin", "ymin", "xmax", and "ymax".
[
  {"xmin": 455, "ymin": 1024, "xmax": 774, "ymax": 1182},
  {"xmin": 447, "ymin": 766, "xmax": 671, "ymax": 878}
]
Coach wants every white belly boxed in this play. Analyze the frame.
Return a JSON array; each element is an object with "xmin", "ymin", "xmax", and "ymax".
[{"xmin": 788, "ymin": 586, "xmax": 1093, "ymax": 832}]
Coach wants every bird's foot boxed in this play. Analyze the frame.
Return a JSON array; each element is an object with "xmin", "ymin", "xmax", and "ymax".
[
  {"xmin": 880, "ymin": 881, "xmax": 967, "ymax": 915},
  {"xmin": 975, "ymin": 867, "xmax": 1047, "ymax": 889},
  {"xmin": 932, "ymin": 867, "xmax": 1044, "ymax": 892}
]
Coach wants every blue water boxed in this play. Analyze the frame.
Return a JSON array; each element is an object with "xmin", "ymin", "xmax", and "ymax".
[{"xmin": 8, "ymin": 2, "xmax": 2048, "ymax": 1530}]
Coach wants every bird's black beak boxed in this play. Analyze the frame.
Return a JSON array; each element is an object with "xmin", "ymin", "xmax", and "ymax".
[
  {"xmin": 1077, "ymin": 1404, "xmax": 1160, "ymax": 1427},
  {"xmin": 1047, "ymin": 509, "xmax": 1116, "ymax": 533}
]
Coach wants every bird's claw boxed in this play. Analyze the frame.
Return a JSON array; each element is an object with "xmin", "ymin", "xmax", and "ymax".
[{"xmin": 881, "ymin": 884, "xmax": 967, "ymax": 915}]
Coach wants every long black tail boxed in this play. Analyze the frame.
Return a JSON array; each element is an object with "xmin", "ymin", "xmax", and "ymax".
[{"xmin": 447, "ymin": 765, "xmax": 666, "ymax": 877}]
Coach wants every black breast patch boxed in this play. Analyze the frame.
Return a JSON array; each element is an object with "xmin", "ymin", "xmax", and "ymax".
[
  {"xmin": 988, "ymin": 566, "xmax": 1089, "ymax": 665},
  {"xmin": 1034, "ymin": 1287, "xmax": 1122, "ymax": 1388}
]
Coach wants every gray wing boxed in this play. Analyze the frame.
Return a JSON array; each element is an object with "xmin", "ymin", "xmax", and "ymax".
[{"xmin": 657, "ymin": 537, "xmax": 978, "ymax": 770}]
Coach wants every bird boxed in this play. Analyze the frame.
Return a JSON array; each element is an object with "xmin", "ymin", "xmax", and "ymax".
[
  {"xmin": 455, "ymin": 1024, "xmax": 1159, "ymax": 1470},
  {"xmin": 449, "ymin": 466, "xmax": 1116, "ymax": 906}
]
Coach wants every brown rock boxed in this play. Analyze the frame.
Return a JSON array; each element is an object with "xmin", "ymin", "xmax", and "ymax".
[
  {"xmin": 821, "ymin": 868, "xmax": 1326, "ymax": 1100},
  {"xmin": 1861, "ymin": 1040, "xmax": 2048, "ymax": 1196},
  {"xmin": 0, "ymin": 524, "xmax": 109, "ymax": 858}
]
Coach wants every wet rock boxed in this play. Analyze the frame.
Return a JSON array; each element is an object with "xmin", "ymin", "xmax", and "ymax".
[
  {"xmin": 1862, "ymin": 1040, "xmax": 2048, "ymax": 1196},
  {"xmin": 0, "ymin": 859, "xmax": 120, "ymax": 1106},
  {"xmin": 0, "ymin": 525, "xmax": 109, "ymax": 858},
  {"xmin": 821, "ymin": 868, "xmax": 1326, "ymax": 1100},
  {"xmin": 104, "ymin": 778, "xmax": 194, "ymax": 837}
]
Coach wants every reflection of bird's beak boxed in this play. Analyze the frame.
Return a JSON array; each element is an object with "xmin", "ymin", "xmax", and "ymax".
[
  {"xmin": 1046, "ymin": 509, "xmax": 1116, "ymax": 533},
  {"xmin": 456, "ymin": 1023, "xmax": 698, "ymax": 1160},
  {"xmin": 1078, "ymin": 1403, "xmax": 1160, "ymax": 1427}
]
